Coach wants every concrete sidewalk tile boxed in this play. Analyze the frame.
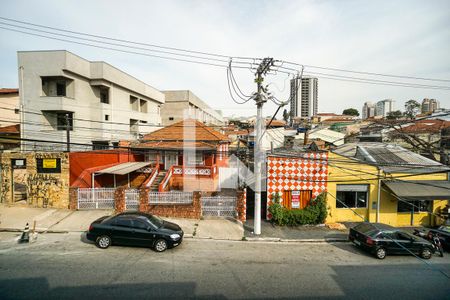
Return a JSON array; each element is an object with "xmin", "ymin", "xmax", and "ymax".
[
  {"xmin": 196, "ymin": 219, "xmax": 244, "ymax": 240},
  {"xmin": 51, "ymin": 210, "xmax": 114, "ymax": 232}
]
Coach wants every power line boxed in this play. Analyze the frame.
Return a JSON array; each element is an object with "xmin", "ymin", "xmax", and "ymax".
[{"xmin": 282, "ymin": 60, "xmax": 450, "ymax": 83}]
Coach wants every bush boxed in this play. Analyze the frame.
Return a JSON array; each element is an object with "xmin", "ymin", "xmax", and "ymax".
[{"xmin": 268, "ymin": 192, "xmax": 328, "ymax": 226}]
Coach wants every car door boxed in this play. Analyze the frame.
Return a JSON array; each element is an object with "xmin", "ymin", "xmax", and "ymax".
[
  {"xmin": 393, "ymin": 232, "xmax": 416, "ymax": 254},
  {"xmin": 131, "ymin": 219, "xmax": 155, "ymax": 247},
  {"xmin": 111, "ymin": 217, "xmax": 135, "ymax": 246}
]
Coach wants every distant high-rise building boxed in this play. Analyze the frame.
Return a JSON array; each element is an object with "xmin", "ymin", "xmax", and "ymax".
[
  {"xmin": 290, "ymin": 76, "xmax": 318, "ymax": 118},
  {"xmin": 421, "ymin": 98, "xmax": 440, "ymax": 113},
  {"xmin": 375, "ymin": 99, "xmax": 395, "ymax": 117},
  {"xmin": 362, "ymin": 101, "xmax": 375, "ymax": 119}
]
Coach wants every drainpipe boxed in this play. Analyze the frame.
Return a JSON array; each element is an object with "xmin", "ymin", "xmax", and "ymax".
[{"xmin": 376, "ymin": 168, "xmax": 381, "ymax": 223}]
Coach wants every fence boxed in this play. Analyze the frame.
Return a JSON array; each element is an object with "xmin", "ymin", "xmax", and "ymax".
[
  {"xmin": 149, "ymin": 191, "xmax": 193, "ymax": 204},
  {"xmin": 77, "ymin": 188, "xmax": 115, "ymax": 209},
  {"xmin": 125, "ymin": 189, "xmax": 140, "ymax": 210},
  {"xmin": 202, "ymin": 196, "xmax": 237, "ymax": 217}
]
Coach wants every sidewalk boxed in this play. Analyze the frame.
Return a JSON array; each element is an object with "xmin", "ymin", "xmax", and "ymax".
[{"xmin": 243, "ymin": 219, "xmax": 349, "ymax": 242}]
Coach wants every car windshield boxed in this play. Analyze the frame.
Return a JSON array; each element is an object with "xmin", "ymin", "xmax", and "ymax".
[{"xmin": 148, "ymin": 214, "xmax": 164, "ymax": 228}]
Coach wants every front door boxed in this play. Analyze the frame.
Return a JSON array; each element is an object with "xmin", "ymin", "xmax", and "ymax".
[{"xmin": 164, "ymin": 151, "xmax": 178, "ymax": 170}]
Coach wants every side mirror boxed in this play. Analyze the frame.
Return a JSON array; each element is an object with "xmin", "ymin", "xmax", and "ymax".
[{"xmin": 147, "ymin": 226, "xmax": 152, "ymax": 231}]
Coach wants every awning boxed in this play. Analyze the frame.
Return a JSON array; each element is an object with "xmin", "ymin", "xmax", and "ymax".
[
  {"xmin": 95, "ymin": 162, "xmax": 151, "ymax": 175},
  {"xmin": 382, "ymin": 180, "xmax": 450, "ymax": 200}
]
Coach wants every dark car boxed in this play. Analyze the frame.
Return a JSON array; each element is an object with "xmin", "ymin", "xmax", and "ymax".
[
  {"xmin": 86, "ymin": 212, "xmax": 183, "ymax": 252},
  {"xmin": 428, "ymin": 225, "xmax": 450, "ymax": 251},
  {"xmin": 349, "ymin": 222, "xmax": 435, "ymax": 259}
]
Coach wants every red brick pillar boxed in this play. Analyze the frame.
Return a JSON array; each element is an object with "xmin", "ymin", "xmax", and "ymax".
[
  {"xmin": 236, "ymin": 188, "xmax": 247, "ymax": 222},
  {"xmin": 193, "ymin": 191, "xmax": 202, "ymax": 219},
  {"xmin": 114, "ymin": 187, "xmax": 126, "ymax": 213},
  {"xmin": 139, "ymin": 187, "xmax": 150, "ymax": 213},
  {"xmin": 69, "ymin": 187, "xmax": 78, "ymax": 210}
]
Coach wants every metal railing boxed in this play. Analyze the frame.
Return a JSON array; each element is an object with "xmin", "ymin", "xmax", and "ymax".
[
  {"xmin": 125, "ymin": 189, "xmax": 140, "ymax": 210},
  {"xmin": 202, "ymin": 196, "xmax": 237, "ymax": 217},
  {"xmin": 78, "ymin": 188, "xmax": 115, "ymax": 209},
  {"xmin": 149, "ymin": 191, "xmax": 193, "ymax": 205}
]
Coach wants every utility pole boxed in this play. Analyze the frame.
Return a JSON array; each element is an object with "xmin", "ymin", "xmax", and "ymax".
[
  {"xmin": 65, "ymin": 113, "xmax": 71, "ymax": 152},
  {"xmin": 254, "ymin": 57, "xmax": 273, "ymax": 235}
]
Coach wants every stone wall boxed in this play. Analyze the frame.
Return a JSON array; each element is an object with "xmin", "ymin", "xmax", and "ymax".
[{"xmin": 0, "ymin": 152, "xmax": 70, "ymax": 208}]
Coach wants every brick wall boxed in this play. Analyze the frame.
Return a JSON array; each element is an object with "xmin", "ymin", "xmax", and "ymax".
[
  {"xmin": 114, "ymin": 187, "xmax": 126, "ymax": 213},
  {"xmin": 236, "ymin": 189, "xmax": 246, "ymax": 222},
  {"xmin": 69, "ymin": 187, "xmax": 78, "ymax": 210},
  {"xmin": 136, "ymin": 190, "xmax": 201, "ymax": 219}
]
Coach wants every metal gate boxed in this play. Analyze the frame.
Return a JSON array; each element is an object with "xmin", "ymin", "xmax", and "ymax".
[
  {"xmin": 125, "ymin": 189, "xmax": 140, "ymax": 210},
  {"xmin": 78, "ymin": 188, "xmax": 115, "ymax": 209},
  {"xmin": 201, "ymin": 196, "xmax": 236, "ymax": 217}
]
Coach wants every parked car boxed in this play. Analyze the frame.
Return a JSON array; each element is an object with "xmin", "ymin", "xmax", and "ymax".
[
  {"xmin": 86, "ymin": 212, "xmax": 183, "ymax": 252},
  {"xmin": 348, "ymin": 222, "xmax": 435, "ymax": 259},
  {"xmin": 428, "ymin": 225, "xmax": 450, "ymax": 251}
]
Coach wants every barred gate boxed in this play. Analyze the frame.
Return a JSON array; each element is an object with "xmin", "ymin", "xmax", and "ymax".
[
  {"xmin": 125, "ymin": 189, "xmax": 140, "ymax": 210},
  {"xmin": 201, "ymin": 196, "xmax": 237, "ymax": 217},
  {"xmin": 148, "ymin": 192, "xmax": 193, "ymax": 204},
  {"xmin": 77, "ymin": 188, "xmax": 115, "ymax": 209}
]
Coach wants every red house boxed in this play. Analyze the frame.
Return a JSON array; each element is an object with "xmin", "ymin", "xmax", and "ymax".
[{"xmin": 135, "ymin": 119, "xmax": 230, "ymax": 192}]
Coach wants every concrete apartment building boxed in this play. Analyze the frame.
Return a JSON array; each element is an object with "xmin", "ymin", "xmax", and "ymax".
[
  {"xmin": 422, "ymin": 98, "xmax": 440, "ymax": 113},
  {"xmin": 361, "ymin": 101, "xmax": 375, "ymax": 119},
  {"xmin": 375, "ymin": 99, "xmax": 395, "ymax": 118},
  {"xmin": 18, "ymin": 50, "xmax": 164, "ymax": 150},
  {"xmin": 0, "ymin": 88, "xmax": 20, "ymax": 127},
  {"xmin": 290, "ymin": 76, "xmax": 318, "ymax": 118},
  {"xmin": 161, "ymin": 90, "xmax": 224, "ymax": 126}
]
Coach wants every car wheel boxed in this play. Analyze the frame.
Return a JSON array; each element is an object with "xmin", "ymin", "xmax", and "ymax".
[
  {"xmin": 96, "ymin": 235, "xmax": 111, "ymax": 249},
  {"xmin": 154, "ymin": 239, "xmax": 168, "ymax": 252},
  {"xmin": 420, "ymin": 248, "xmax": 432, "ymax": 259},
  {"xmin": 375, "ymin": 247, "xmax": 387, "ymax": 259}
]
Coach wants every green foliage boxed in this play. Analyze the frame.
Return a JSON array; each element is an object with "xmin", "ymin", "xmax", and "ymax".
[
  {"xmin": 342, "ymin": 108, "xmax": 359, "ymax": 116},
  {"xmin": 404, "ymin": 100, "xmax": 420, "ymax": 119},
  {"xmin": 268, "ymin": 192, "xmax": 328, "ymax": 226},
  {"xmin": 386, "ymin": 110, "xmax": 403, "ymax": 120}
]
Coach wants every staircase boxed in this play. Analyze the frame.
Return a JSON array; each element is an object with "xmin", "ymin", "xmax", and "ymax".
[{"xmin": 150, "ymin": 171, "xmax": 167, "ymax": 191}]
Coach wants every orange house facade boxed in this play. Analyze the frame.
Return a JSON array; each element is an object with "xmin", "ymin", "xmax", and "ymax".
[{"xmin": 135, "ymin": 119, "xmax": 230, "ymax": 192}]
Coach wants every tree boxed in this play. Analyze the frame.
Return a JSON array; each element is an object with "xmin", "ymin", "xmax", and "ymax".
[
  {"xmin": 342, "ymin": 108, "xmax": 359, "ymax": 116},
  {"xmin": 404, "ymin": 99, "xmax": 421, "ymax": 119},
  {"xmin": 282, "ymin": 109, "xmax": 289, "ymax": 123},
  {"xmin": 386, "ymin": 110, "xmax": 403, "ymax": 120}
]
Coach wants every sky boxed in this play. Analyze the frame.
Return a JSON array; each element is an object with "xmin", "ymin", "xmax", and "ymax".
[{"xmin": 0, "ymin": 0, "xmax": 449, "ymax": 118}]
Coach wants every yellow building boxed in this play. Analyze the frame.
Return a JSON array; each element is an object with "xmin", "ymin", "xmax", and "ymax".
[{"xmin": 328, "ymin": 143, "xmax": 450, "ymax": 227}]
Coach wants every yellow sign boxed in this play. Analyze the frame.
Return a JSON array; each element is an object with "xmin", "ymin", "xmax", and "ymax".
[{"xmin": 43, "ymin": 159, "xmax": 57, "ymax": 169}]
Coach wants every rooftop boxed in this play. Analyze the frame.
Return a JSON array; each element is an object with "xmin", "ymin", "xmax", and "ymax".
[
  {"xmin": 0, "ymin": 88, "xmax": 19, "ymax": 95},
  {"xmin": 141, "ymin": 119, "xmax": 229, "ymax": 143},
  {"xmin": 333, "ymin": 142, "xmax": 450, "ymax": 174}
]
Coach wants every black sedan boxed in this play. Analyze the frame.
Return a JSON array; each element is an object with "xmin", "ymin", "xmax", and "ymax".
[
  {"xmin": 86, "ymin": 212, "xmax": 183, "ymax": 252},
  {"xmin": 349, "ymin": 222, "xmax": 435, "ymax": 259}
]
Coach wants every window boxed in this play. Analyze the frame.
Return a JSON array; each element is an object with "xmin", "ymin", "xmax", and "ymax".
[
  {"xmin": 56, "ymin": 82, "xmax": 66, "ymax": 96},
  {"xmin": 398, "ymin": 200, "xmax": 431, "ymax": 213},
  {"xmin": 187, "ymin": 153, "xmax": 204, "ymax": 165},
  {"xmin": 56, "ymin": 113, "xmax": 73, "ymax": 131},
  {"xmin": 100, "ymin": 88, "xmax": 109, "ymax": 104},
  {"xmin": 105, "ymin": 115, "xmax": 109, "ymax": 121},
  {"xmin": 169, "ymin": 117, "xmax": 174, "ymax": 121},
  {"xmin": 130, "ymin": 96, "xmax": 138, "ymax": 111},
  {"xmin": 140, "ymin": 99, "xmax": 148, "ymax": 113},
  {"xmin": 130, "ymin": 119, "xmax": 139, "ymax": 134},
  {"xmin": 112, "ymin": 142, "xmax": 119, "ymax": 149},
  {"xmin": 336, "ymin": 185, "xmax": 368, "ymax": 208},
  {"xmin": 114, "ymin": 218, "xmax": 133, "ymax": 228},
  {"xmin": 92, "ymin": 141, "xmax": 109, "ymax": 150},
  {"xmin": 133, "ymin": 220, "xmax": 148, "ymax": 230},
  {"xmin": 14, "ymin": 108, "xmax": 19, "ymax": 114}
]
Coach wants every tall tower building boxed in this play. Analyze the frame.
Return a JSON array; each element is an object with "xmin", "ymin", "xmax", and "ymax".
[
  {"xmin": 422, "ymin": 98, "xmax": 440, "ymax": 113},
  {"xmin": 375, "ymin": 99, "xmax": 395, "ymax": 117},
  {"xmin": 362, "ymin": 101, "xmax": 375, "ymax": 119},
  {"xmin": 290, "ymin": 76, "xmax": 318, "ymax": 118}
]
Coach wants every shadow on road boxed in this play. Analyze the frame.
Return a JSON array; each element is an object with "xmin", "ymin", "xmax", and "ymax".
[{"xmin": 79, "ymin": 232, "xmax": 94, "ymax": 245}]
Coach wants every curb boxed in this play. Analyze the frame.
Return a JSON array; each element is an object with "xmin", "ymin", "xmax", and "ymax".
[{"xmin": 245, "ymin": 237, "xmax": 349, "ymax": 243}]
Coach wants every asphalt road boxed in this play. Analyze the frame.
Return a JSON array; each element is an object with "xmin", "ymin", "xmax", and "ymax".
[{"xmin": 0, "ymin": 232, "xmax": 449, "ymax": 299}]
